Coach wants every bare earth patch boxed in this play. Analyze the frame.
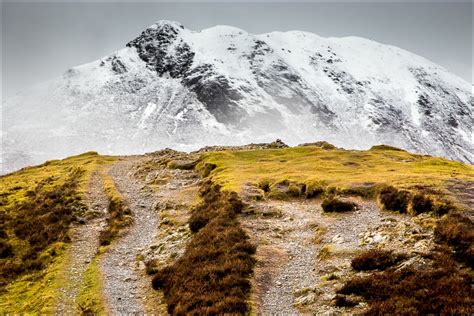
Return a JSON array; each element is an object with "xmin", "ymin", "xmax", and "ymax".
[{"xmin": 244, "ymin": 196, "xmax": 433, "ymax": 314}]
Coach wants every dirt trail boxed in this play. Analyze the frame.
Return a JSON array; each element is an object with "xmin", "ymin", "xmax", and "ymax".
[
  {"xmin": 244, "ymin": 199, "xmax": 320, "ymax": 315},
  {"xmin": 55, "ymin": 171, "xmax": 108, "ymax": 315},
  {"xmin": 99, "ymin": 157, "xmax": 162, "ymax": 314},
  {"xmin": 245, "ymin": 197, "xmax": 416, "ymax": 315}
]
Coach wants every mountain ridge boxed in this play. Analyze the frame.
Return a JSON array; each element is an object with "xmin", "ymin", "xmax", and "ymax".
[{"xmin": 3, "ymin": 20, "xmax": 472, "ymax": 173}]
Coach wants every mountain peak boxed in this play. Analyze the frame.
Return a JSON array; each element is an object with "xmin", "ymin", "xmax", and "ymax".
[
  {"xmin": 201, "ymin": 24, "xmax": 247, "ymax": 35},
  {"xmin": 147, "ymin": 20, "xmax": 185, "ymax": 31},
  {"xmin": 3, "ymin": 21, "xmax": 472, "ymax": 173}
]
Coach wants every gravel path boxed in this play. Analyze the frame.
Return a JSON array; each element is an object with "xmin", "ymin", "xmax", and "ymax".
[
  {"xmin": 99, "ymin": 157, "xmax": 161, "ymax": 314},
  {"xmin": 245, "ymin": 197, "xmax": 413, "ymax": 315},
  {"xmin": 55, "ymin": 171, "xmax": 108, "ymax": 315},
  {"xmin": 260, "ymin": 202, "xmax": 319, "ymax": 315},
  {"xmin": 243, "ymin": 200, "xmax": 319, "ymax": 315}
]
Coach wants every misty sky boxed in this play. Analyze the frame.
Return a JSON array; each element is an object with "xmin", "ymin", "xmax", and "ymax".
[{"xmin": 1, "ymin": 1, "xmax": 472, "ymax": 98}]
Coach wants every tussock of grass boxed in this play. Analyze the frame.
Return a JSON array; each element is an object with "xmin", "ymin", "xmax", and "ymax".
[
  {"xmin": 351, "ymin": 249, "xmax": 407, "ymax": 271},
  {"xmin": 378, "ymin": 185, "xmax": 410, "ymax": 213},
  {"xmin": 298, "ymin": 141, "xmax": 337, "ymax": 150},
  {"xmin": 318, "ymin": 244, "xmax": 333, "ymax": 260},
  {"xmin": 321, "ymin": 197, "xmax": 357, "ymax": 213},
  {"xmin": 379, "ymin": 185, "xmax": 458, "ymax": 216},
  {"xmin": 369, "ymin": 144, "xmax": 406, "ymax": 152},
  {"xmin": 98, "ymin": 173, "xmax": 132, "ymax": 246},
  {"xmin": 265, "ymin": 180, "xmax": 307, "ymax": 200},
  {"xmin": 305, "ymin": 182, "xmax": 325, "ymax": 198},
  {"xmin": 435, "ymin": 213, "xmax": 474, "ymax": 267},
  {"xmin": 167, "ymin": 159, "xmax": 198, "ymax": 170},
  {"xmin": 340, "ymin": 183, "xmax": 380, "ymax": 198},
  {"xmin": 151, "ymin": 181, "xmax": 255, "ymax": 314},
  {"xmin": 195, "ymin": 162, "xmax": 217, "ymax": 178}
]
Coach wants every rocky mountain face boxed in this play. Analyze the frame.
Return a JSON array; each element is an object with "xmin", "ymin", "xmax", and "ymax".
[{"xmin": 3, "ymin": 20, "xmax": 472, "ymax": 173}]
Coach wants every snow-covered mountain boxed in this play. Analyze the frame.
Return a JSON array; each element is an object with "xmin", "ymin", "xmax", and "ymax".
[{"xmin": 3, "ymin": 20, "xmax": 472, "ymax": 172}]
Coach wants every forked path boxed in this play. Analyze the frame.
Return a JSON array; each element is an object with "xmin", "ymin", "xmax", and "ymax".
[
  {"xmin": 55, "ymin": 171, "xmax": 108, "ymax": 315},
  {"xmin": 246, "ymin": 198, "xmax": 417, "ymax": 315},
  {"xmin": 100, "ymin": 157, "xmax": 161, "ymax": 314}
]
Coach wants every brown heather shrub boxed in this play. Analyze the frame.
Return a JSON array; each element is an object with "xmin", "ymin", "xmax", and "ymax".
[
  {"xmin": 342, "ymin": 183, "xmax": 379, "ymax": 199},
  {"xmin": 339, "ymin": 252, "xmax": 473, "ymax": 314},
  {"xmin": 434, "ymin": 213, "xmax": 474, "ymax": 267},
  {"xmin": 188, "ymin": 181, "xmax": 243, "ymax": 233},
  {"xmin": 0, "ymin": 240, "xmax": 13, "ymax": 259},
  {"xmin": 340, "ymin": 213, "xmax": 474, "ymax": 314},
  {"xmin": 334, "ymin": 294, "xmax": 359, "ymax": 307},
  {"xmin": 257, "ymin": 179, "xmax": 271, "ymax": 193},
  {"xmin": 410, "ymin": 193, "xmax": 434, "ymax": 215},
  {"xmin": 432, "ymin": 200, "xmax": 456, "ymax": 217},
  {"xmin": 378, "ymin": 185, "xmax": 410, "ymax": 213},
  {"xmin": 152, "ymin": 181, "xmax": 255, "ymax": 315},
  {"xmin": 351, "ymin": 249, "xmax": 407, "ymax": 271},
  {"xmin": 321, "ymin": 197, "xmax": 356, "ymax": 213},
  {"xmin": 0, "ymin": 168, "xmax": 87, "ymax": 285},
  {"xmin": 305, "ymin": 183, "xmax": 324, "ymax": 199},
  {"xmin": 145, "ymin": 259, "xmax": 160, "ymax": 275}
]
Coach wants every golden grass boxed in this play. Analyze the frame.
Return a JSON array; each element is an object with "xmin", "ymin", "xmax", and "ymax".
[
  {"xmin": 197, "ymin": 146, "xmax": 473, "ymax": 195},
  {"xmin": 76, "ymin": 256, "xmax": 106, "ymax": 314},
  {"xmin": 0, "ymin": 151, "xmax": 117, "ymax": 208},
  {"xmin": 98, "ymin": 171, "xmax": 132, "ymax": 246},
  {"xmin": 0, "ymin": 243, "xmax": 68, "ymax": 314},
  {"xmin": 0, "ymin": 152, "xmax": 117, "ymax": 313}
]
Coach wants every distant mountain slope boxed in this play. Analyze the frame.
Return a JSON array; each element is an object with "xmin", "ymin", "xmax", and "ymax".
[{"xmin": 3, "ymin": 20, "xmax": 472, "ymax": 173}]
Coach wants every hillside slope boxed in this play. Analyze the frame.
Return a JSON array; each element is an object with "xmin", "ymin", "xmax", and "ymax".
[
  {"xmin": 1, "ymin": 143, "xmax": 472, "ymax": 314},
  {"xmin": 3, "ymin": 20, "xmax": 472, "ymax": 173}
]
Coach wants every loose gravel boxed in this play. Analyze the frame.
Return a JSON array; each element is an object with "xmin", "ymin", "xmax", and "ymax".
[{"xmin": 99, "ymin": 157, "xmax": 161, "ymax": 314}]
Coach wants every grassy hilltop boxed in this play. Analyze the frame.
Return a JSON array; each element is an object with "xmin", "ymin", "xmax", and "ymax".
[
  {"xmin": 198, "ymin": 144, "xmax": 473, "ymax": 208},
  {"xmin": 200, "ymin": 144, "xmax": 472, "ymax": 191}
]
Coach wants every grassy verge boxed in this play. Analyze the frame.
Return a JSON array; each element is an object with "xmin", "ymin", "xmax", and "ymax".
[
  {"xmin": 76, "ymin": 256, "xmax": 106, "ymax": 314},
  {"xmin": 0, "ymin": 152, "xmax": 116, "ymax": 312},
  {"xmin": 151, "ymin": 180, "xmax": 256, "ymax": 314},
  {"xmin": 98, "ymin": 172, "xmax": 133, "ymax": 246},
  {"xmin": 73, "ymin": 168, "xmax": 128, "ymax": 313}
]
